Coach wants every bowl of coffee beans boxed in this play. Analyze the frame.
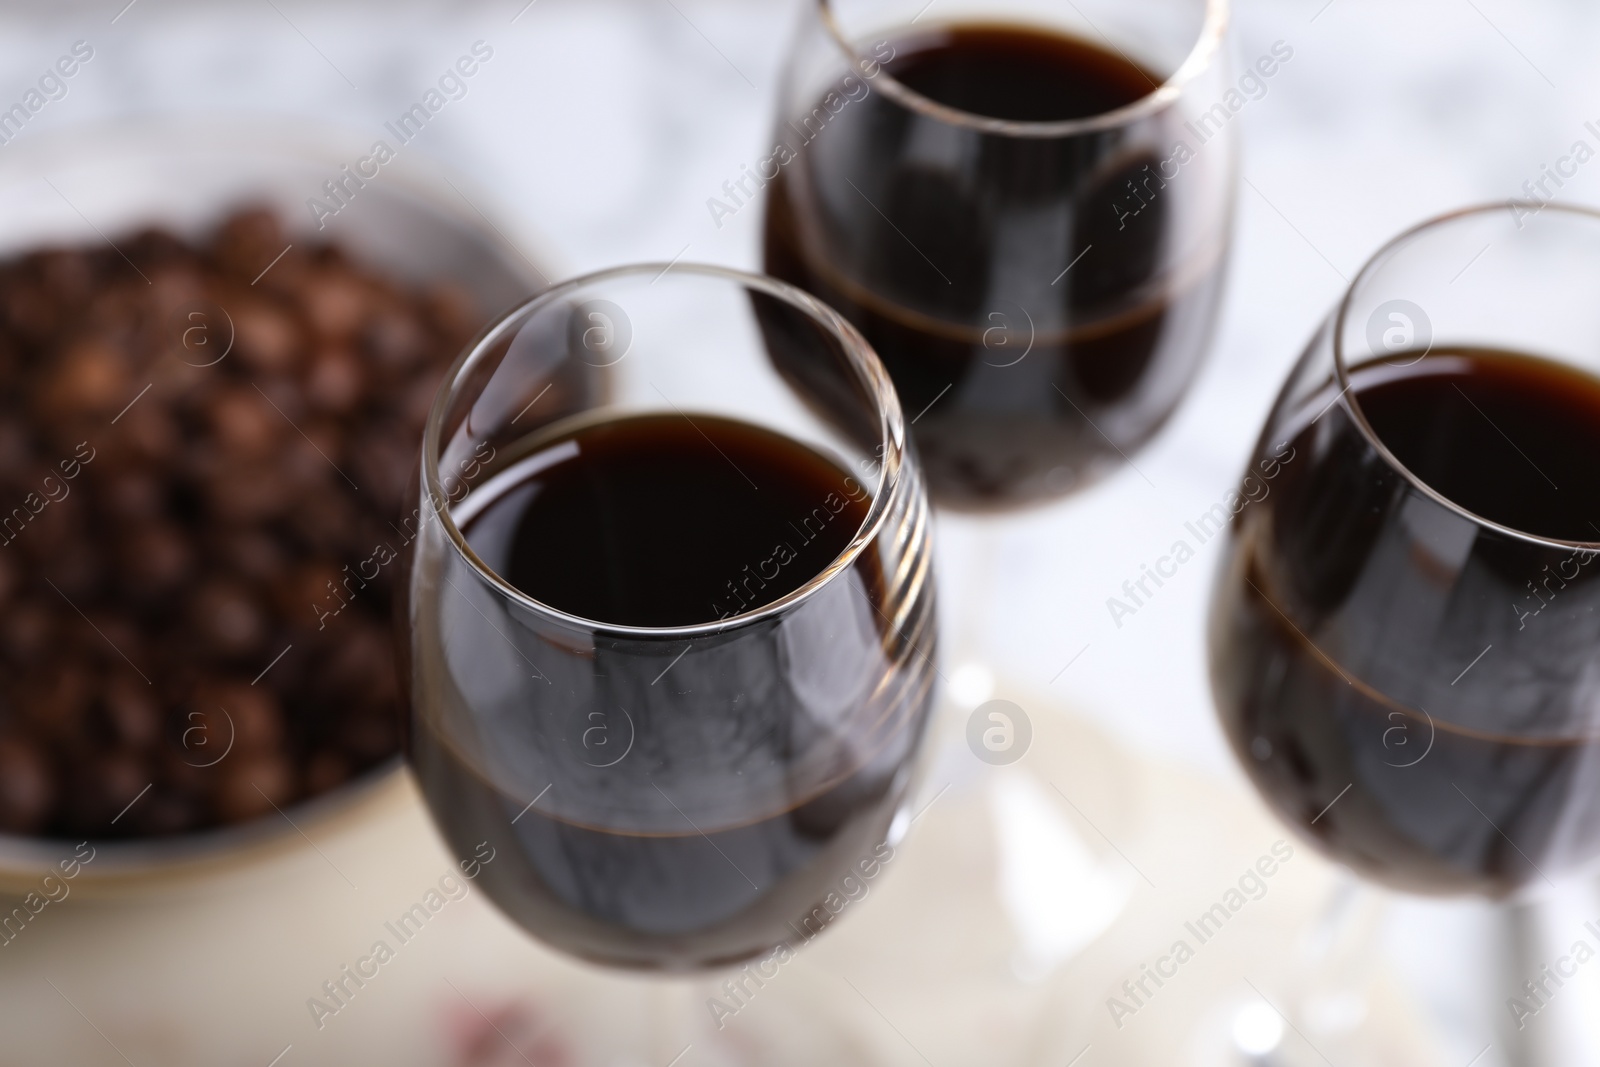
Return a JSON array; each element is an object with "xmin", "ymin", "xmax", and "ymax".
[{"xmin": 0, "ymin": 119, "xmax": 544, "ymax": 890}]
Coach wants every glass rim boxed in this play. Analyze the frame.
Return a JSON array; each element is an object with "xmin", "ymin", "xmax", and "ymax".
[
  {"xmin": 422, "ymin": 261, "xmax": 912, "ymax": 638},
  {"xmin": 813, "ymin": 0, "xmax": 1230, "ymax": 139},
  {"xmin": 1332, "ymin": 200, "xmax": 1600, "ymax": 552}
]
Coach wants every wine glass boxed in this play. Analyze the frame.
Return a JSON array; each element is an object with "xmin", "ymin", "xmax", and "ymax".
[
  {"xmin": 1209, "ymin": 203, "xmax": 1600, "ymax": 1065},
  {"xmin": 762, "ymin": 0, "xmax": 1237, "ymax": 791},
  {"xmin": 399, "ymin": 263, "xmax": 938, "ymax": 973},
  {"xmin": 764, "ymin": 0, "xmax": 1235, "ymax": 511}
]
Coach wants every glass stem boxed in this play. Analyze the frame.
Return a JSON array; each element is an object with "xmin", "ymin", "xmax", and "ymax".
[
  {"xmin": 1495, "ymin": 874, "xmax": 1600, "ymax": 1066},
  {"xmin": 939, "ymin": 512, "xmax": 1003, "ymax": 698}
]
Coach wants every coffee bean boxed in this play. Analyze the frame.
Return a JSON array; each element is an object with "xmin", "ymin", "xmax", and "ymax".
[
  {"xmin": 338, "ymin": 706, "xmax": 398, "ymax": 763},
  {"xmin": 209, "ymin": 384, "xmax": 283, "ymax": 458},
  {"xmin": 305, "ymin": 347, "xmax": 366, "ymax": 415},
  {"xmin": 277, "ymin": 560, "xmax": 344, "ymax": 621},
  {"xmin": 120, "ymin": 520, "xmax": 194, "ymax": 598},
  {"xmin": 126, "ymin": 227, "xmax": 195, "ymax": 270},
  {"xmin": 205, "ymin": 461, "xmax": 296, "ymax": 524},
  {"xmin": 0, "ymin": 207, "xmax": 484, "ymax": 839},
  {"xmin": 130, "ymin": 790, "xmax": 201, "ymax": 836},
  {"xmin": 18, "ymin": 665, "xmax": 92, "ymax": 742},
  {"xmin": 0, "ymin": 419, "xmax": 33, "ymax": 471},
  {"xmin": 365, "ymin": 305, "xmax": 428, "ymax": 369},
  {"xmin": 39, "ymin": 338, "xmax": 130, "ymax": 418},
  {"xmin": 191, "ymin": 580, "xmax": 269, "ymax": 660},
  {"xmin": 211, "ymin": 751, "xmax": 296, "ymax": 823},
  {"xmin": 305, "ymin": 749, "xmax": 351, "ymax": 795},
  {"xmin": 102, "ymin": 467, "xmax": 167, "ymax": 521},
  {"xmin": 303, "ymin": 270, "xmax": 373, "ymax": 341},
  {"xmin": 0, "ymin": 737, "xmax": 56, "ymax": 834},
  {"xmin": 191, "ymin": 681, "xmax": 283, "ymax": 754},
  {"xmin": 0, "ymin": 551, "xmax": 16, "ymax": 607},
  {"xmin": 104, "ymin": 674, "xmax": 161, "ymax": 750},
  {"xmin": 221, "ymin": 529, "xmax": 289, "ymax": 586},
  {"xmin": 232, "ymin": 299, "xmax": 303, "ymax": 374},
  {"xmin": 352, "ymin": 425, "xmax": 417, "ymax": 512},
  {"xmin": 85, "ymin": 612, "xmax": 144, "ymax": 670},
  {"xmin": 115, "ymin": 403, "xmax": 181, "ymax": 465},
  {"xmin": 1, "ymin": 601, "xmax": 55, "ymax": 662},
  {"xmin": 211, "ymin": 209, "xmax": 285, "ymax": 280},
  {"xmin": 159, "ymin": 744, "xmax": 212, "ymax": 794},
  {"xmin": 287, "ymin": 491, "xmax": 359, "ymax": 556},
  {"xmin": 324, "ymin": 624, "xmax": 391, "ymax": 696},
  {"xmin": 36, "ymin": 251, "xmax": 95, "ymax": 306},
  {"xmin": 4, "ymin": 280, "xmax": 60, "ymax": 343},
  {"xmin": 68, "ymin": 749, "xmax": 149, "ymax": 831},
  {"xmin": 423, "ymin": 281, "xmax": 477, "ymax": 339},
  {"xmin": 399, "ymin": 369, "xmax": 445, "ymax": 426}
]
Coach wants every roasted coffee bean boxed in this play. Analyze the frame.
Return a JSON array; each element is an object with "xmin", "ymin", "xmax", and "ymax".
[
  {"xmin": 36, "ymin": 251, "xmax": 95, "ymax": 306},
  {"xmin": 19, "ymin": 492, "xmax": 87, "ymax": 567},
  {"xmin": 65, "ymin": 749, "xmax": 149, "ymax": 832},
  {"xmin": 84, "ymin": 613, "xmax": 144, "ymax": 670},
  {"xmin": 126, "ymin": 228, "xmax": 194, "ymax": 270},
  {"xmin": 338, "ymin": 706, "xmax": 398, "ymax": 763},
  {"xmin": 399, "ymin": 369, "xmax": 445, "ymax": 427},
  {"xmin": 220, "ymin": 529, "xmax": 289, "ymax": 586},
  {"xmin": 103, "ymin": 674, "xmax": 162, "ymax": 750},
  {"xmin": 190, "ymin": 580, "xmax": 269, "ymax": 659},
  {"xmin": 4, "ymin": 280, "xmax": 59, "ymax": 344},
  {"xmin": 323, "ymin": 625, "xmax": 391, "ymax": 698},
  {"xmin": 206, "ymin": 462, "xmax": 296, "ymax": 524},
  {"xmin": 120, "ymin": 520, "xmax": 194, "ymax": 598},
  {"xmin": 423, "ymin": 281, "xmax": 477, "ymax": 339},
  {"xmin": 302, "ymin": 269, "xmax": 370, "ymax": 340},
  {"xmin": 47, "ymin": 552, "xmax": 103, "ymax": 604},
  {"xmin": 0, "ymin": 419, "xmax": 32, "ymax": 471},
  {"xmin": 115, "ymin": 402, "xmax": 181, "ymax": 465},
  {"xmin": 0, "ymin": 207, "xmax": 485, "ymax": 840},
  {"xmin": 102, "ymin": 467, "xmax": 168, "ymax": 521},
  {"xmin": 211, "ymin": 751, "xmax": 296, "ymax": 823},
  {"xmin": 1, "ymin": 601, "xmax": 55, "ymax": 662},
  {"xmin": 148, "ymin": 264, "xmax": 207, "ymax": 321},
  {"xmin": 276, "ymin": 560, "xmax": 344, "ymax": 621},
  {"xmin": 304, "ymin": 347, "xmax": 366, "ymax": 415},
  {"xmin": 208, "ymin": 384, "xmax": 283, "ymax": 458},
  {"xmin": 0, "ymin": 737, "xmax": 56, "ymax": 834},
  {"xmin": 211, "ymin": 209, "xmax": 285, "ymax": 280},
  {"xmin": 365, "ymin": 305, "xmax": 428, "ymax": 369},
  {"xmin": 38, "ymin": 337, "xmax": 130, "ymax": 419},
  {"xmin": 305, "ymin": 749, "xmax": 351, "ymax": 795},
  {"xmin": 130, "ymin": 790, "xmax": 200, "ymax": 836},
  {"xmin": 0, "ymin": 550, "xmax": 16, "ymax": 607},
  {"xmin": 17, "ymin": 666, "xmax": 92, "ymax": 742},
  {"xmin": 158, "ymin": 744, "xmax": 213, "ymax": 795},
  {"xmin": 351, "ymin": 425, "xmax": 417, "ymax": 513},
  {"xmin": 232, "ymin": 299, "xmax": 302, "ymax": 375},
  {"xmin": 191, "ymin": 681, "xmax": 283, "ymax": 754},
  {"xmin": 286, "ymin": 491, "xmax": 359, "ymax": 556}
]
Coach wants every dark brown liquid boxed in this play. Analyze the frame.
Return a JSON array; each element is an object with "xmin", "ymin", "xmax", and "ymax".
[
  {"xmin": 1355, "ymin": 351, "xmax": 1600, "ymax": 542},
  {"xmin": 765, "ymin": 24, "xmax": 1225, "ymax": 509},
  {"xmin": 882, "ymin": 24, "xmax": 1156, "ymax": 122},
  {"xmin": 1211, "ymin": 350, "xmax": 1600, "ymax": 896},
  {"xmin": 409, "ymin": 414, "xmax": 934, "ymax": 967},
  {"xmin": 466, "ymin": 413, "xmax": 871, "ymax": 627}
]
